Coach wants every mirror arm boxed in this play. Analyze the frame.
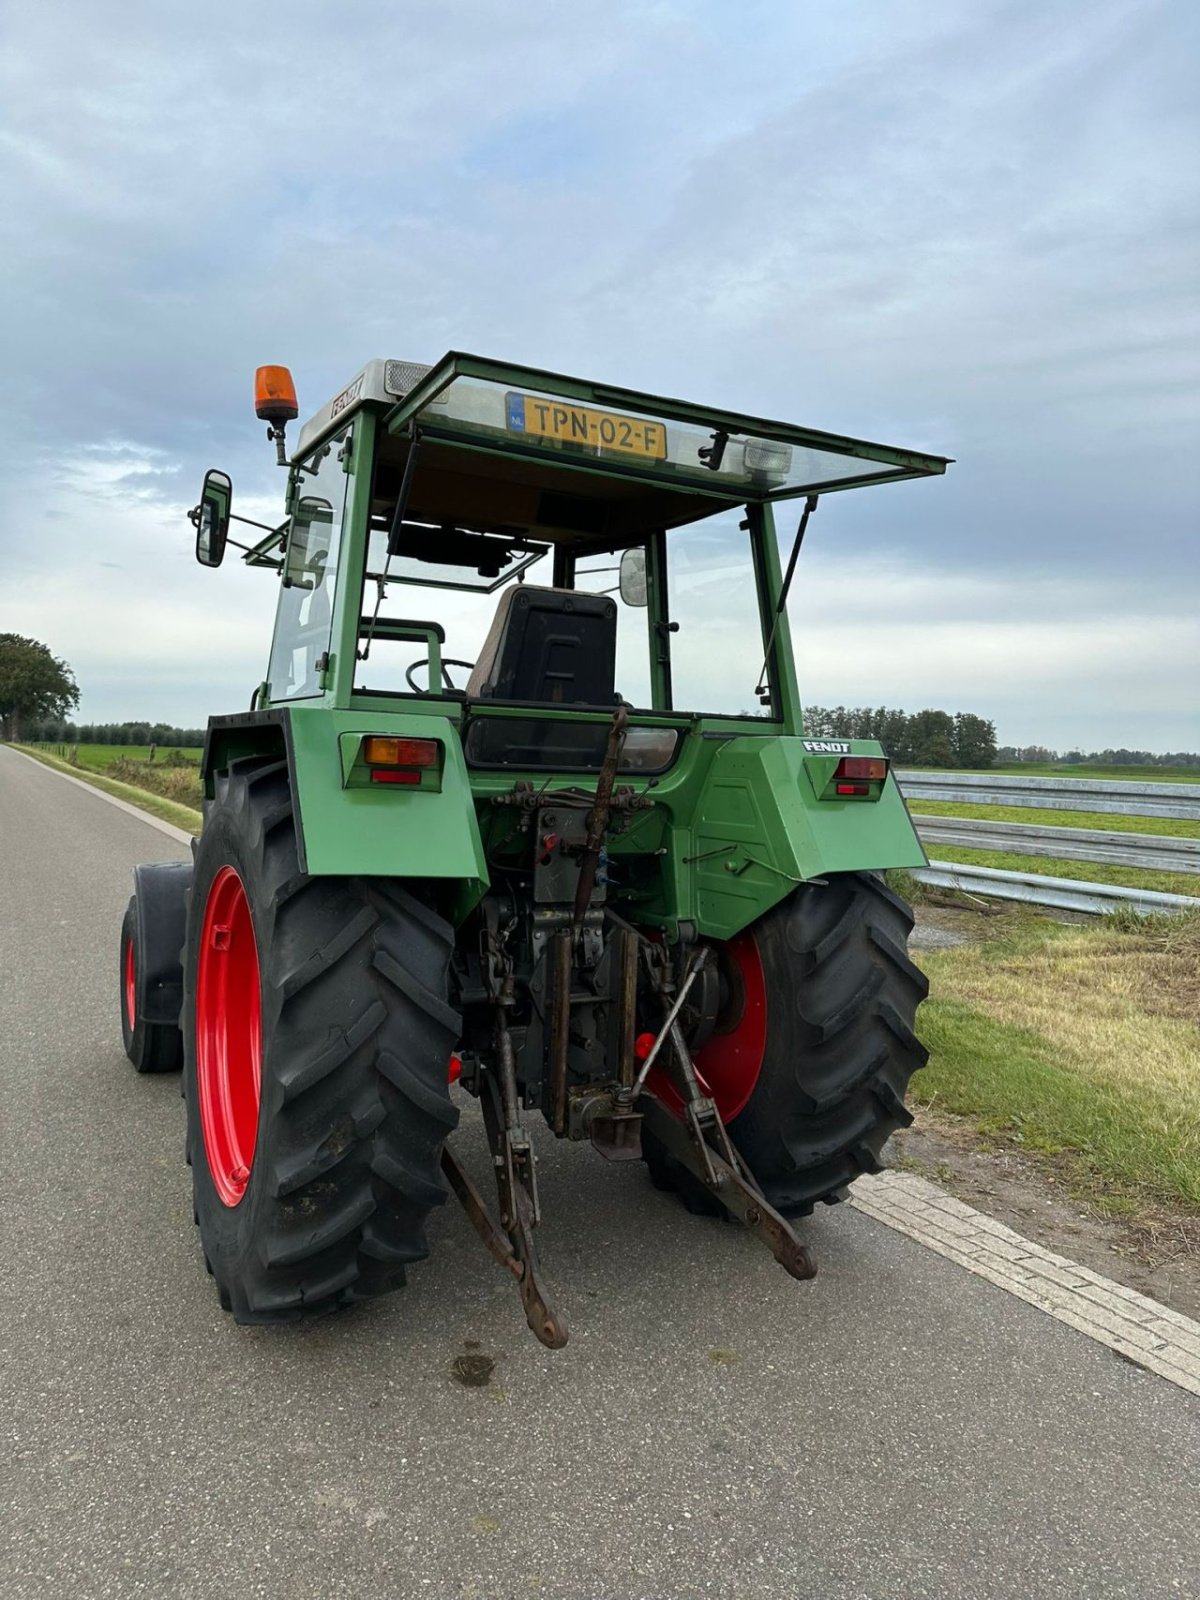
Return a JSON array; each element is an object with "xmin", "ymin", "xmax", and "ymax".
[{"xmin": 241, "ymin": 525, "xmax": 288, "ymax": 568}]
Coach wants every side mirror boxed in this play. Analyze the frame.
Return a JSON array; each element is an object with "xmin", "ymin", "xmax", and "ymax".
[
  {"xmin": 193, "ymin": 470, "xmax": 233, "ymax": 568},
  {"xmin": 619, "ymin": 546, "xmax": 648, "ymax": 607}
]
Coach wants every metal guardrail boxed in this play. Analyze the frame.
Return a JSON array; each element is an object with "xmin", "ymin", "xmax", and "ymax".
[
  {"xmin": 913, "ymin": 860, "xmax": 1200, "ymax": 917},
  {"xmin": 897, "ymin": 770, "xmax": 1200, "ymax": 823},
  {"xmin": 894, "ymin": 770, "xmax": 1200, "ymax": 915},
  {"xmin": 911, "ymin": 814, "xmax": 1200, "ymax": 875}
]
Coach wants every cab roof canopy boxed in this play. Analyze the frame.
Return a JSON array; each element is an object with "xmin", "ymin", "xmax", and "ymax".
[{"xmin": 296, "ymin": 353, "xmax": 951, "ymax": 550}]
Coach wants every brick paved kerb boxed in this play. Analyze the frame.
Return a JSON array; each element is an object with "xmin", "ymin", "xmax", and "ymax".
[{"xmin": 852, "ymin": 1171, "xmax": 1200, "ymax": 1397}]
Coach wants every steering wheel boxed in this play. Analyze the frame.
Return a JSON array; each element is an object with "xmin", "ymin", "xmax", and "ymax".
[{"xmin": 404, "ymin": 657, "xmax": 476, "ymax": 694}]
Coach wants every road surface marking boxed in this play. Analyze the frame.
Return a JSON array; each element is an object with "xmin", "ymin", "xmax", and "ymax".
[{"xmin": 852, "ymin": 1170, "xmax": 1200, "ymax": 1397}]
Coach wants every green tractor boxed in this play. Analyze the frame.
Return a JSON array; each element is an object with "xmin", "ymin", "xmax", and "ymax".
[{"xmin": 119, "ymin": 353, "xmax": 949, "ymax": 1344}]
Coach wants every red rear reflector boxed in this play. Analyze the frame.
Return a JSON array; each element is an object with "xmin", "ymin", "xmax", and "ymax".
[
  {"xmin": 835, "ymin": 756, "xmax": 888, "ymax": 781},
  {"xmin": 363, "ymin": 736, "xmax": 439, "ymax": 768},
  {"xmin": 634, "ymin": 1032, "xmax": 657, "ymax": 1061},
  {"xmin": 370, "ymin": 769, "xmax": 421, "ymax": 785},
  {"xmin": 836, "ymin": 782, "xmax": 870, "ymax": 796},
  {"xmin": 448, "ymin": 1053, "xmax": 462, "ymax": 1084}
]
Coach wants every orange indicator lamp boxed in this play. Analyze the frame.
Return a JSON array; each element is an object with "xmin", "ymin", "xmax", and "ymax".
[
  {"xmin": 255, "ymin": 365, "xmax": 299, "ymax": 466},
  {"xmin": 254, "ymin": 365, "xmax": 299, "ymax": 424}
]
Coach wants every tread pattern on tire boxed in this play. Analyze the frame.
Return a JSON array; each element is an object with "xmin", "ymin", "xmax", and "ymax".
[
  {"xmin": 645, "ymin": 871, "xmax": 928, "ymax": 1219},
  {"xmin": 183, "ymin": 759, "xmax": 461, "ymax": 1324}
]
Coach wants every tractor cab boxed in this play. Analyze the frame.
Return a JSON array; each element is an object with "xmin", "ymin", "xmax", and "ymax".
[{"xmin": 225, "ymin": 353, "xmax": 947, "ymax": 760}]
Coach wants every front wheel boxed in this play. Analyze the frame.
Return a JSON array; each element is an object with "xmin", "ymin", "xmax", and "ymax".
[
  {"xmin": 119, "ymin": 897, "xmax": 183, "ymax": 1073},
  {"xmin": 182, "ymin": 757, "xmax": 462, "ymax": 1324},
  {"xmin": 645, "ymin": 872, "xmax": 928, "ymax": 1216}
]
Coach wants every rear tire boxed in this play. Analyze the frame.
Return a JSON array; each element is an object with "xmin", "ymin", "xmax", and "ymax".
[
  {"xmin": 119, "ymin": 898, "xmax": 183, "ymax": 1073},
  {"xmin": 182, "ymin": 758, "xmax": 461, "ymax": 1324},
  {"xmin": 645, "ymin": 872, "xmax": 928, "ymax": 1217}
]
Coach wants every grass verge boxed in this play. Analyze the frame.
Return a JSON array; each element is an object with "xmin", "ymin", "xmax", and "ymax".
[
  {"xmin": 915, "ymin": 912, "xmax": 1200, "ymax": 1213},
  {"xmin": 15, "ymin": 745, "xmax": 202, "ymax": 836}
]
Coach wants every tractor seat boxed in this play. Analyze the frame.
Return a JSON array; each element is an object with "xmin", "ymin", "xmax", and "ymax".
[{"xmin": 466, "ymin": 584, "xmax": 618, "ymax": 705}]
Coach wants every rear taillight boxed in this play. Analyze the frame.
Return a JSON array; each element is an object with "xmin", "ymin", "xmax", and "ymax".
[
  {"xmin": 370, "ymin": 769, "xmax": 422, "ymax": 786},
  {"xmin": 362, "ymin": 735, "xmax": 440, "ymax": 787},
  {"xmin": 834, "ymin": 756, "xmax": 888, "ymax": 782},
  {"xmin": 363, "ymin": 737, "xmax": 439, "ymax": 769}
]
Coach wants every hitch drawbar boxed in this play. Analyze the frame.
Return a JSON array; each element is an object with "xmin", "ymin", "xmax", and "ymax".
[{"xmin": 445, "ymin": 942, "xmax": 815, "ymax": 1350}]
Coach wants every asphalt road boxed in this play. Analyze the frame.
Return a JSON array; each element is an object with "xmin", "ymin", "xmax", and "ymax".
[{"xmin": 2, "ymin": 746, "xmax": 1198, "ymax": 1600}]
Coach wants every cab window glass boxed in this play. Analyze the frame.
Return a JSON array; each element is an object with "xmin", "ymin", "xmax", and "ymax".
[
  {"xmin": 573, "ymin": 548, "xmax": 652, "ymax": 710},
  {"xmin": 267, "ymin": 429, "xmax": 350, "ymax": 701},
  {"xmin": 665, "ymin": 510, "xmax": 770, "ymax": 717}
]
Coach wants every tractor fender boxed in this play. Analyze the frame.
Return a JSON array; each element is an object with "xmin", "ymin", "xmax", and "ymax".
[
  {"xmin": 200, "ymin": 707, "xmax": 488, "ymax": 923},
  {"xmin": 681, "ymin": 737, "xmax": 926, "ymax": 941},
  {"xmin": 131, "ymin": 861, "xmax": 193, "ymax": 1025}
]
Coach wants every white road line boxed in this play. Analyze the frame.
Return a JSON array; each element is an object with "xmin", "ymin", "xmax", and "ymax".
[
  {"xmin": 5, "ymin": 747, "xmax": 196, "ymax": 846},
  {"xmin": 851, "ymin": 1170, "xmax": 1200, "ymax": 1397}
]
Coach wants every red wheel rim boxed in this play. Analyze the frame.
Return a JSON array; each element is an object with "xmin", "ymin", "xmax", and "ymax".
[
  {"xmin": 647, "ymin": 931, "xmax": 768, "ymax": 1123},
  {"xmin": 196, "ymin": 866, "xmax": 262, "ymax": 1207},
  {"xmin": 124, "ymin": 934, "xmax": 137, "ymax": 1030}
]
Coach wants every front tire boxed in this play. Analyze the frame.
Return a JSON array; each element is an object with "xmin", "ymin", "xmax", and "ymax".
[
  {"xmin": 182, "ymin": 758, "xmax": 461, "ymax": 1324},
  {"xmin": 645, "ymin": 872, "xmax": 928, "ymax": 1217},
  {"xmin": 119, "ymin": 897, "xmax": 183, "ymax": 1073}
]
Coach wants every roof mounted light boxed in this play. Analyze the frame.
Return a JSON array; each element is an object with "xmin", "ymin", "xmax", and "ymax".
[
  {"xmin": 743, "ymin": 437, "xmax": 793, "ymax": 484},
  {"xmin": 255, "ymin": 365, "xmax": 299, "ymax": 466}
]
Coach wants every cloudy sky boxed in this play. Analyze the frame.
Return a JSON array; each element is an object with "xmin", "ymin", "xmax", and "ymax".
[{"xmin": 2, "ymin": 0, "xmax": 1196, "ymax": 750}]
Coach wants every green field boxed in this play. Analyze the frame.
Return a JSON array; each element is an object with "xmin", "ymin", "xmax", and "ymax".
[{"xmin": 34, "ymin": 742, "xmax": 204, "ymax": 768}]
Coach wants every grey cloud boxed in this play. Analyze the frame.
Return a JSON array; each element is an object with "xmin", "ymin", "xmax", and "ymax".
[{"xmin": 1, "ymin": 0, "xmax": 1195, "ymax": 747}]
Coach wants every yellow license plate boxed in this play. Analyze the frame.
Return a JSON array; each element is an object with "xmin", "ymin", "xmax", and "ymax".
[{"xmin": 505, "ymin": 393, "xmax": 667, "ymax": 459}]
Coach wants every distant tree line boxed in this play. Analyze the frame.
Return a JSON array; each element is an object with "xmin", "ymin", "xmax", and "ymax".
[
  {"xmin": 22, "ymin": 719, "xmax": 207, "ymax": 747},
  {"xmin": 804, "ymin": 706, "xmax": 998, "ymax": 768},
  {"xmin": 996, "ymin": 745, "xmax": 1200, "ymax": 769}
]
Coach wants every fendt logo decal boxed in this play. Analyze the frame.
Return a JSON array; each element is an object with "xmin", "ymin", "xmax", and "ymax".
[
  {"xmin": 802, "ymin": 739, "xmax": 852, "ymax": 754},
  {"xmin": 330, "ymin": 374, "xmax": 365, "ymax": 418}
]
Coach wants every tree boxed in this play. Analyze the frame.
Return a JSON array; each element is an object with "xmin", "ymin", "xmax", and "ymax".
[
  {"xmin": 0, "ymin": 635, "xmax": 79, "ymax": 742},
  {"xmin": 908, "ymin": 708, "xmax": 956, "ymax": 768},
  {"xmin": 953, "ymin": 712, "xmax": 997, "ymax": 769}
]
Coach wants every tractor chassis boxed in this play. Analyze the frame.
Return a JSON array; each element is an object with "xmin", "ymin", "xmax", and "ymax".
[{"xmin": 445, "ymin": 778, "xmax": 817, "ymax": 1347}]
